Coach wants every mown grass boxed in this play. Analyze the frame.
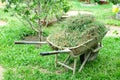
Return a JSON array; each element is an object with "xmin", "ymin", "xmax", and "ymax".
[{"xmin": 0, "ymin": 1, "xmax": 120, "ymax": 80}]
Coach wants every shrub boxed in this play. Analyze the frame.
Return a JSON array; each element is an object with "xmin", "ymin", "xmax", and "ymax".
[{"xmin": 109, "ymin": 0, "xmax": 120, "ymax": 5}]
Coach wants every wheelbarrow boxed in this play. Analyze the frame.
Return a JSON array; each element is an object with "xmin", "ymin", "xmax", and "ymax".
[
  {"xmin": 40, "ymin": 35, "xmax": 103, "ymax": 75},
  {"xmin": 15, "ymin": 31, "xmax": 106, "ymax": 75}
]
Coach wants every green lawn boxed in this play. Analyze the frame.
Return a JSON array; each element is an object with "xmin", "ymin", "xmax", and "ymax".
[{"xmin": 0, "ymin": 1, "xmax": 120, "ymax": 80}]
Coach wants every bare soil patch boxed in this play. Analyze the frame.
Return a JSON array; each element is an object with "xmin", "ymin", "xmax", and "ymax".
[
  {"xmin": 80, "ymin": 3, "xmax": 97, "ymax": 7},
  {"xmin": 23, "ymin": 36, "xmax": 40, "ymax": 41},
  {"xmin": 62, "ymin": 10, "xmax": 93, "ymax": 18},
  {"xmin": 106, "ymin": 25, "xmax": 120, "ymax": 37},
  {"xmin": 22, "ymin": 35, "xmax": 47, "ymax": 48}
]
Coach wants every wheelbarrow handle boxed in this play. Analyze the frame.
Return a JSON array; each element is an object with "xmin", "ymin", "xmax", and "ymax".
[
  {"xmin": 15, "ymin": 41, "xmax": 47, "ymax": 44},
  {"xmin": 40, "ymin": 49, "xmax": 71, "ymax": 56}
]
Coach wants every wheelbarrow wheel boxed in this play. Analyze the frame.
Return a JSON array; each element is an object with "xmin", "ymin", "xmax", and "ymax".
[
  {"xmin": 80, "ymin": 42, "xmax": 102, "ymax": 63},
  {"xmin": 88, "ymin": 51, "xmax": 99, "ymax": 61},
  {"xmin": 80, "ymin": 51, "xmax": 99, "ymax": 63}
]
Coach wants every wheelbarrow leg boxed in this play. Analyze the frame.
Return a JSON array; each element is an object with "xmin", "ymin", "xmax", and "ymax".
[
  {"xmin": 73, "ymin": 58, "xmax": 77, "ymax": 75},
  {"xmin": 63, "ymin": 55, "xmax": 71, "ymax": 64},
  {"xmin": 55, "ymin": 54, "xmax": 58, "ymax": 67},
  {"xmin": 78, "ymin": 52, "xmax": 91, "ymax": 72}
]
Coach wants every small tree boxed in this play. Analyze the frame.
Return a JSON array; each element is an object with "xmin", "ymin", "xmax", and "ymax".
[{"xmin": 2, "ymin": 0, "xmax": 70, "ymax": 41}]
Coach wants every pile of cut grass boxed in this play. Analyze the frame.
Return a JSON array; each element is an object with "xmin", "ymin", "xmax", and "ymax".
[{"xmin": 49, "ymin": 14, "xmax": 107, "ymax": 47}]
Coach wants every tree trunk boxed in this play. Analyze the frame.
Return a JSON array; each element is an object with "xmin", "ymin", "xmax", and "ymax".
[{"xmin": 38, "ymin": 1, "xmax": 42, "ymax": 41}]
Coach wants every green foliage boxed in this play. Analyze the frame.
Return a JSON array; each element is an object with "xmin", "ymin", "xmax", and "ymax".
[
  {"xmin": 2, "ymin": 0, "xmax": 70, "ymax": 22},
  {"xmin": 109, "ymin": 0, "xmax": 120, "ymax": 4},
  {"xmin": 94, "ymin": 0, "xmax": 100, "ymax": 3}
]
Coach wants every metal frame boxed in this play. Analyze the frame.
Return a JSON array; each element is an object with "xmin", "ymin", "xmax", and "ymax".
[{"xmin": 54, "ymin": 43, "xmax": 102, "ymax": 75}]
